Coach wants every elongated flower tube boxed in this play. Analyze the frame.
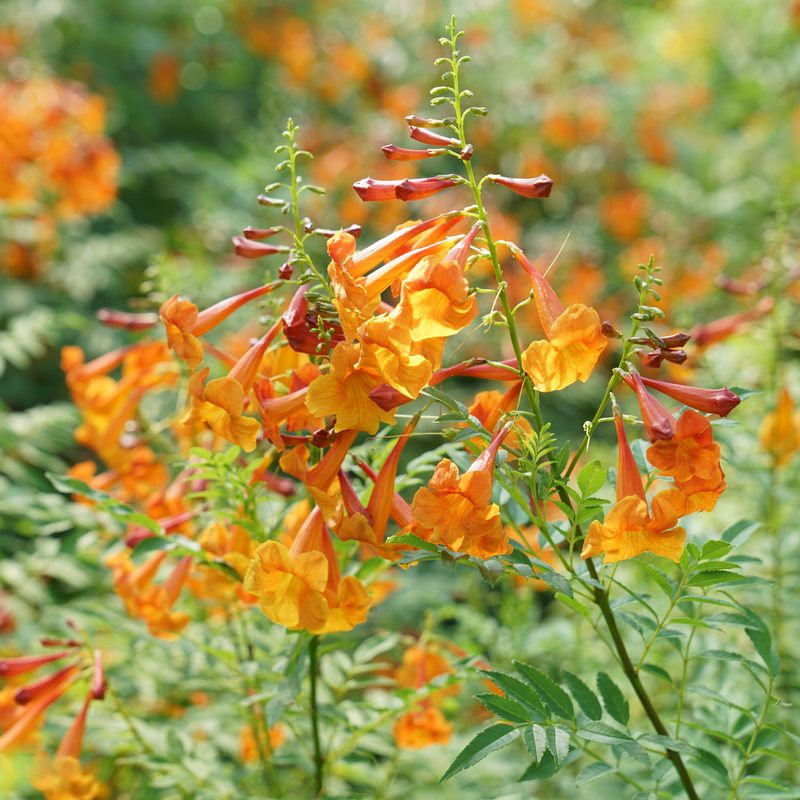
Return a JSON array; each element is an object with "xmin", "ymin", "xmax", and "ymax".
[
  {"xmin": 14, "ymin": 664, "xmax": 79, "ymax": 706},
  {"xmin": 90, "ymin": 650, "xmax": 105, "ymax": 700},
  {"xmin": 407, "ymin": 126, "xmax": 460, "ymax": 147},
  {"xmin": 337, "ymin": 418, "xmax": 417, "ymax": 560},
  {"xmin": 382, "ymin": 145, "xmax": 448, "ymax": 161},
  {"xmin": 486, "ymin": 174, "xmax": 554, "ymax": 198},
  {"xmin": 96, "ymin": 309, "xmax": 159, "ymax": 330},
  {"xmin": 689, "ymin": 296, "xmax": 774, "ymax": 347},
  {"xmin": 283, "ymin": 284, "xmax": 310, "ymax": 337},
  {"xmin": 639, "ymin": 376, "xmax": 741, "ymax": 417},
  {"xmin": 405, "ymin": 114, "xmax": 457, "ymax": 129},
  {"xmin": 512, "ymin": 246, "xmax": 607, "ymax": 391},
  {"xmin": 329, "ymin": 212, "xmax": 462, "ymax": 280},
  {"xmin": 231, "ymin": 237, "xmax": 290, "ymax": 259},
  {"xmin": 0, "ymin": 674, "xmax": 76, "ymax": 753},
  {"xmin": 0, "ymin": 651, "xmax": 73, "ymax": 680},
  {"xmin": 160, "ymin": 283, "xmax": 276, "ymax": 369},
  {"xmin": 581, "ymin": 408, "xmax": 687, "ymax": 564},
  {"xmin": 411, "ymin": 425, "xmax": 512, "ymax": 559},
  {"xmin": 242, "ymin": 226, "xmax": 282, "ymax": 240},
  {"xmin": 280, "ymin": 429, "xmax": 359, "ymax": 498},
  {"xmin": 353, "ymin": 176, "xmax": 465, "ymax": 203},
  {"xmin": 329, "ymin": 236, "xmax": 459, "ymax": 343},
  {"xmin": 620, "ymin": 370, "xmax": 676, "ymax": 441},
  {"xmin": 31, "ymin": 692, "xmax": 100, "ymax": 800}
]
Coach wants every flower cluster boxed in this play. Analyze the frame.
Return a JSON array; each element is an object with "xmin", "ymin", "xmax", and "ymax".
[{"xmin": 0, "ymin": 642, "xmax": 105, "ymax": 800}]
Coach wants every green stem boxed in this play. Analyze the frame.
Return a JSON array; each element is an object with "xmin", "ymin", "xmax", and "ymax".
[
  {"xmin": 634, "ymin": 572, "xmax": 690, "ymax": 673},
  {"xmin": 585, "ymin": 558, "xmax": 700, "ymax": 800},
  {"xmin": 726, "ymin": 677, "xmax": 775, "ymax": 800},
  {"xmin": 309, "ymin": 635, "xmax": 325, "ymax": 797},
  {"xmin": 447, "ymin": 35, "xmax": 543, "ymax": 432},
  {"xmin": 674, "ymin": 626, "xmax": 698, "ymax": 739}
]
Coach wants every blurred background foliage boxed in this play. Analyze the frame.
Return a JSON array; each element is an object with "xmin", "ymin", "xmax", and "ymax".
[{"xmin": 2, "ymin": 0, "xmax": 800, "ymax": 797}]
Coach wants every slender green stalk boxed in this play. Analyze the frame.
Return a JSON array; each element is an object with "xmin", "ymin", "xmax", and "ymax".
[
  {"xmin": 309, "ymin": 634, "xmax": 325, "ymax": 797},
  {"xmin": 726, "ymin": 676, "xmax": 775, "ymax": 800},
  {"xmin": 674, "ymin": 626, "xmax": 698, "ymax": 739},
  {"xmin": 634, "ymin": 572, "xmax": 690, "ymax": 673},
  {"xmin": 585, "ymin": 559, "xmax": 700, "ymax": 800}
]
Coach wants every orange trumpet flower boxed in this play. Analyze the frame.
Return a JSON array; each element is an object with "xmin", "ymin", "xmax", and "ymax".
[
  {"xmin": 411, "ymin": 426, "xmax": 513, "ymax": 559},
  {"xmin": 512, "ymin": 246, "xmax": 607, "ymax": 392},
  {"xmin": 243, "ymin": 507, "xmax": 372, "ymax": 634},
  {"xmin": 581, "ymin": 409, "xmax": 686, "ymax": 564},
  {"xmin": 31, "ymin": 692, "xmax": 100, "ymax": 800},
  {"xmin": 160, "ymin": 283, "xmax": 276, "ymax": 369}
]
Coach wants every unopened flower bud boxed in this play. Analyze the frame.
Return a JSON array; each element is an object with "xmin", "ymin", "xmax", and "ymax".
[
  {"xmin": 662, "ymin": 349, "xmax": 687, "ymax": 364},
  {"xmin": 601, "ymin": 321, "xmax": 622, "ymax": 338},
  {"xmin": 407, "ymin": 126, "xmax": 460, "ymax": 147},
  {"xmin": 232, "ymin": 237, "xmax": 290, "ymax": 259},
  {"xmin": 242, "ymin": 226, "xmax": 281, "ymax": 240},
  {"xmin": 404, "ymin": 115, "xmax": 457, "ymax": 128},
  {"xmin": 257, "ymin": 195, "xmax": 284, "ymax": 207},
  {"xmin": 460, "ymin": 144, "xmax": 474, "ymax": 161},
  {"xmin": 96, "ymin": 309, "xmax": 159, "ymax": 330},
  {"xmin": 659, "ymin": 332, "xmax": 691, "ymax": 348},
  {"xmin": 382, "ymin": 144, "xmax": 448, "ymax": 161},
  {"xmin": 279, "ymin": 262, "xmax": 294, "ymax": 280},
  {"xmin": 486, "ymin": 174, "xmax": 554, "ymax": 199}
]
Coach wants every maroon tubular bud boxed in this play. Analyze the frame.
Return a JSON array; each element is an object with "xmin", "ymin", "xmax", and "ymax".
[
  {"xmin": 312, "ymin": 224, "xmax": 363, "ymax": 239},
  {"xmin": 242, "ymin": 226, "xmax": 281, "ymax": 240},
  {"xmin": 278, "ymin": 262, "xmax": 294, "ymax": 280},
  {"xmin": 368, "ymin": 383, "xmax": 412, "ymax": 412},
  {"xmin": 639, "ymin": 377, "xmax": 741, "ymax": 417},
  {"xmin": 659, "ymin": 332, "xmax": 692, "ymax": 348},
  {"xmin": 285, "ymin": 315, "xmax": 345, "ymax": 354},
  {"xmin": 460, "ymin": 144, "xmax": 474, "ymax": 161},
  {"xmin": 394, "ymin": 176, "xmax": 463, "ymax": 202},
  {"xmin": 690, "ymin": 296, "xmax": 774, "ymax": 347},
  {"xmin": 621, "ymin": 371, "xmax": 676, "ymax": 442},
  {"xmin": 311, "ymin": 428, "xmax": 335, "ymax": 449},
  {"xmin": 405, "ymin": 115, "xmax": 457, "ymax": 128},
  {"xmin": 636, "ymin": 349, "xmax": 665, "ymax": 368},
  {"xmin": 382, "ymin": 144, "xmax": 448, "ymax": 161},
  {"xmin": 353, "ymin": 178, "xmax": 399, "ymax": 202},
  {"xmin": 15, "ymin": 664, "xmax": 79, "ymax": 705},
  {"xmin": 283, "ymin": 285, "xmax": 310, "ymax": 337},
  {"xmin": 232, "ymin": 237, "xmax": 290, "ymax": 259},
  {"xmin": 39, "ymin": 639, "xmax": 81, "ymax": 648},
  {"xmin": 408, "ymin": 126, "xmax": 460, "ymax": 147},
  {"xmin": 601, "ymin": 321, "xmax": 622, "ymax": 338},
  {"xmin": 662, "ymin": 349, "xmax": 688, "ymax": 365},
  {"xmin": 96, "ymin": 309, "xmax": 159, "ymax": 330},
  {"xmin": 487, "ymin": 174, "xmax": 554, "ymax": 198}
]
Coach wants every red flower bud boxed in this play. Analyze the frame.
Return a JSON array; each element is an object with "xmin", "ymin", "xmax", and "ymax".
[
  {"xmin": 96, "ymin": 309, "xmax": 159, "ymax": 330},
  {"xmin": 659, "ymin": 332, "xmax": 692, "ymax": 348},
  {"xmin": 14, "ymin": 664, "xmax": 79, "ymax": 705},
  {"xmin": 620, "ymin": 370, "xmax": 676, "ymax": 442},
  {"xmin": 407, "ymin": 126, "xmax": 460, "ymax": 147},
  {"xmin": 232, "ymin": 237, "xmax": 290, "ymax": 259},
  {"xmin": 278, "ymin": 262, "xmax": 294, "ymax": 280},
  {"xmin": 0, "ymin": 651, "xmax": 75, "ymax": 679},
  {"xmin": 312, "ymin": 224, "xmax": 362, "ymax": 239},
  {"xmin": 242, "ymin": 226, "xmax": 281, "ymax": 240},
  {"xmin": 690, "ymin": 296, "xmax": 774, "ymax": 347},
  {"xmin": 486, "ymin": 174, "xmax": 554, "ymax": 198},
  {"xmin": 405, "ymin": 115, "xmax": 456, "ymax": 128},
  {"xmin": 638, "ymin": 377, "xmax": 741, "ymax": 417},
  {"xmin": 382, "ymin": 144, "xmax": 448, "ymax": 161},
  {"xmin": 283, "ymin": 284, "xmax": 310, "ymax": 336},
  {"xmin": 394, "ymin": 176, "xmax": 464, "ymax": 202}
]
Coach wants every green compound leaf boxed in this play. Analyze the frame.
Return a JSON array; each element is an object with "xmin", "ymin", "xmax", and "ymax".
[
  {"xmin": 560, "ymin": 669, "xmax": 602, "ymax": 720},
  {"xmin": 440, "ymin": 724, "xmax": 522, "ymax": 783},
  {"xmin": 575, "ymin": 762, "xmax": 614, "ymax": 785},
  {"xmin": 475, "ymin": 693, "xmax": 531, "ymax": 725},
  {"xmin": 597, "ymin": 671, "xmax": 629, "ymax": 726},
  {"xmin": 523, "ymin": 724, "xmax": 547, "ymax": 763},
  {"xmin": 513, "ymin": 661, "xmax": 574, "ymax": 721},
  {"xmin": 479, "ymin": 671, "xmax": 548, "ymax": 722}
]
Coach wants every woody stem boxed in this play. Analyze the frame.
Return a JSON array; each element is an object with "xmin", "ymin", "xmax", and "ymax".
[
  {"xmin": 585, "ymin": 558, "xmax": 700, "ymax": 800},
  {"xmin": 309, "ymin": 635, "xmax": 325, "ymax": 797}
]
